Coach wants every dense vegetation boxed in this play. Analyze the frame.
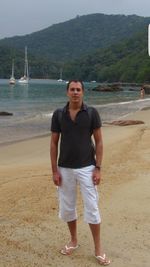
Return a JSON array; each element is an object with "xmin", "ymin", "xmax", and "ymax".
[
  {"xmin": 0, "ymin": 45, "xmax": 61, "ymax": 79},
  {"xmin": 63, "ymin": 30, "xmax": 150, "ymax": 82},
  {"xmin": 0, "ymin": 13, "xmax": 150, "ymax": 82}
]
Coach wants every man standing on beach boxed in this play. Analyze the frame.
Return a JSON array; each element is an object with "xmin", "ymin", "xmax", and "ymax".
[{"xmin": 50, "ymin": 80, "xmax": 110, "ymax": 265}]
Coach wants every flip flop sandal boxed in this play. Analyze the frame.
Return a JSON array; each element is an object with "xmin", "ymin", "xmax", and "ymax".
[
  {"xmin": 60, "ymin": 244, "xmax": 79, "ymax": 255},
  {"xmin": 95, "ymin": 253, "xmax": 111, "ymax": 265}
]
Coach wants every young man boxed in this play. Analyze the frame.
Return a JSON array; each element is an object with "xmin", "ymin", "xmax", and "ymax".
[{"xmin": 50, "ymin": 80, "xmax": 110, "ymax": 265}]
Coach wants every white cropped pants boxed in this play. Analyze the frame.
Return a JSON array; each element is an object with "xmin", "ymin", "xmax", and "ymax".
[{"xmin": 58, "ymin": 165, "xmax": 101, "ymax": 224}]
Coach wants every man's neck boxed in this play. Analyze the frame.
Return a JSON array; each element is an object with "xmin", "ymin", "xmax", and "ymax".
[{"xmin": 69, "ymin": 101, "xmax": 83, "ymax": 110}]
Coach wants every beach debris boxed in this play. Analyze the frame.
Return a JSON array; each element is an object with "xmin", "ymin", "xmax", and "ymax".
[
  {"xmin": 0, "ymin": 111, "xmax": 13, "ymax": 116},
  {"xmin": 105, "ymin": 120, "xmax": 144, "ymax": 126}
]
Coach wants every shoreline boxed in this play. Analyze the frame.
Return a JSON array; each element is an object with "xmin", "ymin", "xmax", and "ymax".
[
  {"xmin": 0, "ymin": 98, "xmax": 150, "ymax": 147},
  {"xmin": 0, "ymin": 108, "xmax": 150, "ymax": 266}
]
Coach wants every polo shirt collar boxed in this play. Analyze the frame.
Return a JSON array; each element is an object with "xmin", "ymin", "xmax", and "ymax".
[{"xmin": 63, "ymin": 102, "xmax": 87, "ymax": 113}]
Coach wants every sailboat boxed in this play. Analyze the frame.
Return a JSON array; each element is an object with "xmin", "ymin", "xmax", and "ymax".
[
  {"xmin": 57, "ymin": 68, "xmax": 63, "ymax": 82},
  {"xmin": 9, "ymin": 60, "xmax": 16, "ymax": 85},
  {"xmin": 18, "ymin": 46, "xmax": 29, "ymax": 84}
]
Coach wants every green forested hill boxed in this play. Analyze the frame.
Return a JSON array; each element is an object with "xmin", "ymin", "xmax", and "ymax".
[
  {"xmin": 63, "ymin": 30, "xmax": 150, "ymax": 82},
  {"xmin": 0, "ymin": 13, "xmax": 150, "ymax": 82},
  {"xmin": 0, "ymin": 13, "xmax": 149, "ymax": 61}
]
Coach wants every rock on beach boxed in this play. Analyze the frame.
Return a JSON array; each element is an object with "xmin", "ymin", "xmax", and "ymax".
[
  {"xmin": 0, "ymin": 111, "xmax": 13, "ymax": 116},
  {"xmin": 106, "ymin": 120, "xmax": 145, "ymax": 126}
]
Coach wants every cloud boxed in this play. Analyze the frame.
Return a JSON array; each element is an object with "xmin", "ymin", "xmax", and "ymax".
[{"xmin": 0, "ymin": 0, "xmax": 150, "ymax": 38}]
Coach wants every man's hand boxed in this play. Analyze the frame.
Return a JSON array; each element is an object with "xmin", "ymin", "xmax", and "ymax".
[
  {"xmin": 52, "ymin": 171, "xmax": 62, "ymax": 186},
  {"xmin": 92, "ymin": 168, "xmax": 101, "ymax": 185}
]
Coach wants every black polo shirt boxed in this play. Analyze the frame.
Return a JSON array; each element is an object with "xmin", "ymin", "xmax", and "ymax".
[{"xmin": 51, "ymin": 103, "xmax": 102, "ymax": 168}]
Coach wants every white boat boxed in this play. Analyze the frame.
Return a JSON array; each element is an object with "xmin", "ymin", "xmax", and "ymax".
[
  {"xmin": 18, "ymin": 46, "xmax": 29, "ymax": 84},
  {"xmin": 57, "ymin": 68, "xmax": 63, "ymax": 82},
  {"xmin": 9, "ymin": 60, "xmax": 16, "ymax": 85}
]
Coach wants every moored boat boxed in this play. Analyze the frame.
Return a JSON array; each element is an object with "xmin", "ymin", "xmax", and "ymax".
[
  {"xmin": 9, "ymin": 60, "xmax": 16, "ymax": 85},
  {"xmin": 18, "ymin": 46, "xmax": 29, "ymax": 84},
  {"xmin": 57, "ymin": 68, "xmax": 63, "ymax": 82}
]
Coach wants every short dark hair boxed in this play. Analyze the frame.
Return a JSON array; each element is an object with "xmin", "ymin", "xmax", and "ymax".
[{"xmin": 66, "ymin": 80, "xmax": 84, "ymax": 91}]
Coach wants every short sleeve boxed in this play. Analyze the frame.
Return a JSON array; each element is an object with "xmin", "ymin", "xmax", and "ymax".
[
  {"xmin": 91, "ymin": 107, "xmax": 102, "ymax": 129},
  {"xmin": 50, "ymin": 109, "xmax": 62, "ymax": 133}
]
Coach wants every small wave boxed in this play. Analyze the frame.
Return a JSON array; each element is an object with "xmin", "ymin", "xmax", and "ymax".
[
  {"xmin": 93, "ymin": 97, "xmax": 150, "ymax": 122},
  {"xmin": 93, "ymin": 97, "xmax": 150, "ymax": 108},
  {"xmin": 29, "ymin": 112, "xmax": 54, "ymax": 120},
  {"xmin": 41, "ymin": 112, "xmax": 53, "ymax": 118}
]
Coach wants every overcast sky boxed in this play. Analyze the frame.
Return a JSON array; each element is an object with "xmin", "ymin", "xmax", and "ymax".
[{"xmin": 0, "ymin": 0, "xmax": 150, "ymax": 39}]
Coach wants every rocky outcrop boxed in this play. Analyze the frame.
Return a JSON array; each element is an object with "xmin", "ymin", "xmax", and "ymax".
[
  {"xmin": 106, "ymin": 120, "xmax": 144, "ymax": 126},
  {"xmin": 141, "ymin": 106, "xmax": 150, "ymax": 111},
  {"xmin": 0, "ymin": 111, "xmax": 13, "ymax": 116},
  {"xmin": 92, "ymin": 83, "xmax": 123, "ymax": 92},
  {"xmin": 143, "ymin": 84, "xmax": 150, "ymax": 94}
]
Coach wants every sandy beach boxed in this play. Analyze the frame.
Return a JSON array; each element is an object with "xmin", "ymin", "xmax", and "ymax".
[{"xmin": 0, "ymin": 108, "xmax": 150, "ymax": 267}]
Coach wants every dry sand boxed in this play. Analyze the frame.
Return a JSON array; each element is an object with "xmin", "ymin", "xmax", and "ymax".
[{"xmin": 0, "ymin": 109, "xmax": 150, "ymax": 267}]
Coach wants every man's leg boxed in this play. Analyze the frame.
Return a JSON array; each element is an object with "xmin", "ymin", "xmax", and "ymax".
[
  {"xmin": 60, "ymin": 219, "xmax": 78, "ymax": 255},
  {"xmin": 89, "ymin": 223, "xmax": 101, "ymax": 256},
  {"xmin": 89, "ymin": 223, "xmax": 110, "ymax": 265},
  {"xmin": 67, "ymin": 219, "xmax": 78, "ymax": 247}
]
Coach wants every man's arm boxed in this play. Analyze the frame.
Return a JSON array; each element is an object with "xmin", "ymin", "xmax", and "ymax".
[
  {"xmin": 92, "ymin": 127, "xmax": 103, "ymax": 185},
  {"xmin": 93, "ymin": 127, "xmax": 103, "ymax": 167},
  {"xmin": 50, "ymin": 132, "xmax": 61, "ymax": 186}
]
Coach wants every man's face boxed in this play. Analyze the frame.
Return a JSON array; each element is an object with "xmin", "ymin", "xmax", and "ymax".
[{"xmin": 67, "ymin": 82, "xmax": 84, "ymax": 103}]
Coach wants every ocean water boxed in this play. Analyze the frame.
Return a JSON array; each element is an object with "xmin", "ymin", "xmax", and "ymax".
[{"xmin": 0, "ymin": 79, "xmax": 150, "ymax": 145}]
